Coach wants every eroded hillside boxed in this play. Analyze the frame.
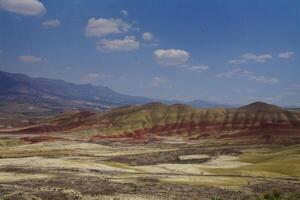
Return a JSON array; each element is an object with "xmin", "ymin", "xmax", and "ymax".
[{"xmin": 2, "ymin": 102, "xmax": 300, "ymax": 144}]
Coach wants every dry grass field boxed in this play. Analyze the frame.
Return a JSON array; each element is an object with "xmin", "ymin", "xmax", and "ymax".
[{"xmin": 0, "ymin": 135, "xmax": 299, "ymax": 200}]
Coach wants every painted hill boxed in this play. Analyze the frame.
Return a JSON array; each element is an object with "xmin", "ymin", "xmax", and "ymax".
[
  {"xmin": 7, "ymin": 102, "xmax": 300, "ymax": 143},
  {"xmin": 238, "ymin": 101, "xmax": 282, "ymax": 112}
]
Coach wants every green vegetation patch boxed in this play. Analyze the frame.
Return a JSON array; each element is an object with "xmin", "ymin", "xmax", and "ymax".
[{"xmin": 255, "ymin": 189, "xmax": 300, "ymax": 200}]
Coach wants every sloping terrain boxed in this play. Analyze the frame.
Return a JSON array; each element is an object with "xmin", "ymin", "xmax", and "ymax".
[
  {"xmin": 0, "ymin": 138, "xmax": 299, "ymax": 200},
  {"xmin": 0, "ymin": 70, "xmax": 157, "ymax": 116},
  {"xmin": 0, "ymin": 100, "xmax": 299, "ymax": 199},
  {"xmin": 0, "ymin": 71, "xmax": 226, "ymax": 121},
  {"xmin": 4, "ymin": 102, "xmax": 300, "ymax": 144}
]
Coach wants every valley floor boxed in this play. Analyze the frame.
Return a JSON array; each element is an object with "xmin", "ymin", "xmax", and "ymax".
[{"xmin": 0, "ymin": 136, "xmax": 299, "ymax": 200}]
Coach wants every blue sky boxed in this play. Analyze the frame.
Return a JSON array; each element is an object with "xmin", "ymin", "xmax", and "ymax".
[{"xmin": 0, "ymin": 0, "xmax": 299, "ymax": 106}]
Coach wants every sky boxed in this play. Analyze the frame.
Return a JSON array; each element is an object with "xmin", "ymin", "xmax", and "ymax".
[{"xmin": 0, "ymin": 0, "xmax": 299, "ymax": 106}]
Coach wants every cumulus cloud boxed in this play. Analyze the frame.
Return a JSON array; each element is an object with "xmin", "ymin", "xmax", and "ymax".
[
  {"xmin": 96, "ymin": 36, "xmax": 140, "ymax": 52},
  {"xmin": 120, "ymin": 9, "xmax": 128, "ymax": 16},
  {"xmin": 19, "ymin": 55, "xmax": 42, "ymax": 63},
  {"xmin": 278, "ymin": 51, "xmax": 294, "ymax": 59},
  {"xmin": 85, "ymin": 18, "xmax": 131, "ymax": 37},
  {"xmin": 153, "ymin": 49, "xmax": 190, "ymax": 66},
  {"xmin": 229, "ymin": 53, "xmax": 272, "ymax": 64},
  {"xmin": 142, "ymin": 32, "xmax": 154, "ymax": 41},
  {"xmin": 150, "ymin": 77, "xmax": 167, "ymax": 87},
  {"xmin": 42, "ymin": 19, "xmax": 60, "ymax": 28},
  {"xmin": 217, "ymin": 68, "xmax": 278, "ymax": 84},
  {"xmin": 0, "ymin": 0, "xmax": 45, "ymax": 16},
  {"xmin": 187, "ymin": 65, "xmax": 209, "ymax": 73},
  {"xmin": 153, "ymin": 49, "xmax": 208, "ymax": 73}
]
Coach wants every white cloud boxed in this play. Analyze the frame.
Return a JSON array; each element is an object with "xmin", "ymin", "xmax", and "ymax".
[
  {"xmin": 42, "ymin": 19, "xmax": 60, "ymax": 28},
  {"xmin": 19, "ymin": 55, "xmax": 42, "ymax": 63},
  {"xmin": 0, "ymin": 49, "xmax": 3, "ymax": 54},
  {"xmin": 85, "ymin": 18, "xmax": 131, "ymax": 37},
  {"xmin": 120, "ymin": 9, "xmax": 128, "ymax": 16},
  {"xmin": 229, "ymin": 53, "xmax": 272, "ymax": 64},
  {"xmin": 0, "ymin": 0, "xmax": 45, "ymax": 16},
  {"xmin": 187, "ymin": 65, "xmax": 209, "ymax": 73},
  {"xmin": 96, "ymin": 36, "xmax": 140, "ymax": 52},
  {"xmin": 217, "ymin": 68, "xmax": 278, "ymax": 84},
  {"xmin": 150, "ymin": 77, "xmax": 167, "ymax": 87},
  {"xmin": 82, "ymin": 73, "xmax": 112, "ymax": 84},
  {"xmin": 216, "ymin": 68, "xmax": 242, "ymax": 78},
  {"xmin": 153, "ymin": 49, "xmax": 208, "ymax": 73},
  {"xmin": 250, "ymin": 75, "xmax": 278, "ymax": 84},
  {"xmin": 278, "ymin": 51, "xmax": 294, "ymax": 59},
  {"xmin": 142, "ymin": 32, "xmax": 153, "ymax": 41},
  {"xmin": 153, "ymin": 49, "xmax": 190, "ymax": 66}
]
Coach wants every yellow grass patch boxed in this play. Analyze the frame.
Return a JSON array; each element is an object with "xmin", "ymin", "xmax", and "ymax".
[{"xmin": 0, "ymin": 172, "xmax": 52, "ymax": 183}]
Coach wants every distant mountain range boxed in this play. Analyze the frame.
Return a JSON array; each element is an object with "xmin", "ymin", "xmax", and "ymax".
[{"xmin": 0, "ymin": 70, "xmax": 229, "ymax": 117}]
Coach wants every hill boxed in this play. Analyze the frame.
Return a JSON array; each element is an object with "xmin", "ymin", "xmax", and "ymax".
[
  {"xmin": 238, "ymin": 101, "xmax": 282, "ymax": 112},
  {"xmin": 6, "ymin": 102, "xmax": 300, "ymax": 143}
]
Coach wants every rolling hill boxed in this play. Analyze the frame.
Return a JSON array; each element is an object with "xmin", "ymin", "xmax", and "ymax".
[{"xmin": 5, "ymin": 101, "xmax": 300, "ymax": 143}]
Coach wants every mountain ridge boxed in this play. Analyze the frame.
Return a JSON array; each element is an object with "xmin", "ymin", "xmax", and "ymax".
[{"xmin": 0, "ymin": 70, "xmax": 230, "ymax": 117}]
